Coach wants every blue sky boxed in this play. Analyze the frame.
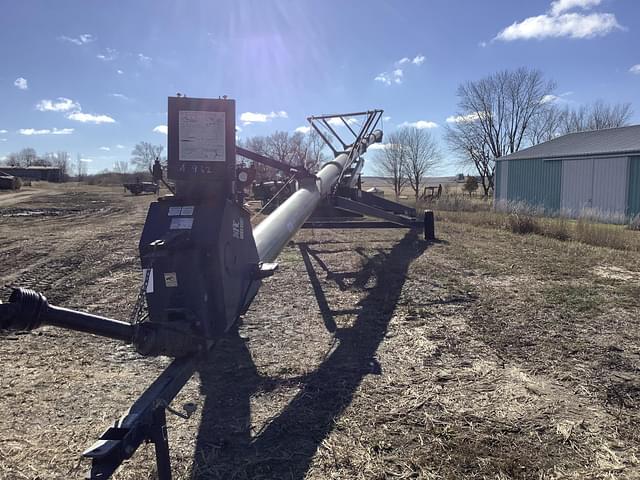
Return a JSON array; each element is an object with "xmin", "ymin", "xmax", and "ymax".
[{"xmin": 1, "ymin": 0, "xmax": 639, "ymax": 175}]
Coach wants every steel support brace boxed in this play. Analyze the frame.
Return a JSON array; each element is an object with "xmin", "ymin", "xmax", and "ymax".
[
  {"xmin": 83, "ymin": 356, "xmax": 197, "ymax": 479},
  {"xmin": 302, "ymin": 220, "xmax": 411, "ymax": 229},
  {"xmin": 333, "ymin": 196, "xmax": 415, "ymax": 226}
]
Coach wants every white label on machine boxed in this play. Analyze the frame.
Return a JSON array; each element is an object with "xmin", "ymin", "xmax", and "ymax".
[
  {"xmin": 164, "ymin": 272, "xmax": 178, "ymax": 287},
  {"xmin": 178, "ymin": 110, "xmax": 226, "ymax": 162},
  {"xmin": 143, "ymin": 268, "xmax": 154, "ymax": 293},
  {"xmin": 170, "ymin": 217, "xmax": 194, "ymax": 230},
  {"xmin": 168, "ymin": 206, "xmax": 182, "ymax": 216},
  {"xmin": 181, "ymin": 206, "xmax": 195, "ymax": 216}
]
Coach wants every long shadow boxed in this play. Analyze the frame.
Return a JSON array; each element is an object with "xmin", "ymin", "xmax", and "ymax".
[{"xmin": 192, "ymin": 230, "xmax": 428, "ymax": 479}]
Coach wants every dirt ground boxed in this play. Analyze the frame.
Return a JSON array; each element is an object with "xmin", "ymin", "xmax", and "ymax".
[{"xmin": 1, "ymin": 182, "xmax": 639, "ymax": 480}]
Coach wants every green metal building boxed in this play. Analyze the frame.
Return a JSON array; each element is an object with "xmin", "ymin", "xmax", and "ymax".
[{"xmin": 495, "ymin": 125, "xmax": 640, "ymax": 219}]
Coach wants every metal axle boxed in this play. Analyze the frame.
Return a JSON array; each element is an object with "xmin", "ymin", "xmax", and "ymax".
[{"xmin": 0, "ymin": 288, "xmax": 134, "ymax": 343}]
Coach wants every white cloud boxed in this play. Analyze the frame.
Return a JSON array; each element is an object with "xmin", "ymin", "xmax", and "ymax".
[
  {"xmin": 541, "ymin": 91, "xmax": 574, "ymax": 104},
  {"xmin": 0, "ymin": 129, "xmax": 7, "ymax": 134},
  {"xmin": 399, "ymin": 120, "xmax": 439, "ymax": 129},
  {"xmin": 99, "ymin": 146, "xmax": 111, "ymax": 151},
  {"xmin": 446, "ymin": 113, "xmax": 481, "ymax": 123},
  {"xmin": 14, "ymin": 77, "xmax": 28, "ymax": 90},
  {"xmin": 115, "ymin": 144, "xmax": 126, "ymax": 149},
  {"xmin": 110, "ymin": 93, "xmax": 129, "ymax": 100},
  {"xmin": 138, "ymin": 53, "xmax": 152, "ymax": 66},
  {"xmin": 382, "ymin": 116, "xmax": 391, "ymax": 122},
  {"xmin": 116, "ymin": 69, "xmax": 124, "ymax": 75},
  {"xmin": 240, "ymin": 110, "xmax": 288, "ymax": 125},
  {"xmin": 630, "ymin": 64, "xmax": 640, "ymax": 75},
  {"xmin": 374, "ymin": 73, "xmax": 392, "ymax": 85},
  {"xmin": 59, "ymin": 34, "xmax": 95, "ymax": 45},
  {"xmin": 550, "ymin": 0, "xmax": 601, "ymax": 16},
  {"xmin": 1, "ymin": 139, "xmax": 6, "ymax": 142},
  {"xmin": 495, "ymin": 0, "xmax": 621, "ymax": 41},
  {"xmin": 19, "ymin": 128, "xmax": 74, "ymax": 135},
  {"xmin": 376, "ymin": 54, "xmax": 423, "ymax": 85},
  {"xmin": 36, "ymin": 97, "xmax": 80, "ymax": 112},
  {"xmin": 80, "ymin": 158, "xmax": 93, "ymax": 163},
  {"xmin": 295, "ymin": 126, "xmax": 311, "ymax": 134},
  {"xmin": 67, "ymin": 112, "xmax": 116, "ymax": 124},
  {"xmin": 97, "ymin": 48, "xmax": 118, "ymax": 61},
  {"xmin": 153, "ymin": 125, "xmax": 168, "ymax": 135},
  {"xmin": 375, "ymin": 69, "xmax": 404, "ymax": 85}
]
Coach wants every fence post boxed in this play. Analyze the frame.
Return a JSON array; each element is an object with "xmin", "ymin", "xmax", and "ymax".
[{"xmin": 424, "ymin": 210, "xmax": 435, "ymax": 241}]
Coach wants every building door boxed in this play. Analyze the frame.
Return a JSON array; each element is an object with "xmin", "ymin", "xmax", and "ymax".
[{"xmin": 561, "ymin": 158, "xmax": 594, "ymax": 216}]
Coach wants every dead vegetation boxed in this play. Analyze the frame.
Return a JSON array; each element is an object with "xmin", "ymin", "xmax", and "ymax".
[{"xmin": 1, "ymin": 183, "xmax": 639, "ymax": 479}]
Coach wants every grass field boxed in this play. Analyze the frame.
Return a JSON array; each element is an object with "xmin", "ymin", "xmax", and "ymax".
[{"xmin": 1, "ymin": 183, "xmax": 639, "ymax": 479}]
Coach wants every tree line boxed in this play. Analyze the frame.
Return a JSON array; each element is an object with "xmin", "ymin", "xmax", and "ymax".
[{"xmin": 2, "ymin": 68, "xmax": 633, "ymax": 192}]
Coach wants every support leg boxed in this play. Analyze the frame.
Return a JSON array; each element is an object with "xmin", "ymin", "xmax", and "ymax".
[{"xmin": 150, "ymin": 408, "xmax": 172, "ymax": 480}]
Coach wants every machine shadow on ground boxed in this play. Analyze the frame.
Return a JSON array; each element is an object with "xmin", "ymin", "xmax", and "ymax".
[{"xmin": 191, "ymin": 230, "xmax": 428, "ymax": 479}]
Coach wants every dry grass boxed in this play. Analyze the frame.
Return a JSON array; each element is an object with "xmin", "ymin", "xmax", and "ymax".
[{"xmin": 431, "ymin": 197, "xmax": 640, "ymax": 252}]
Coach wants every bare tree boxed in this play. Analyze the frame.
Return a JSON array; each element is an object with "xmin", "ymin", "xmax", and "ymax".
[
  {"xmin": 114, "ymin": 160, "xmax": 129, "ymax": 174},
  {"xmin": 559, "ymin": 100, "xmax": 632, "ymax": 134},
  {"xmin": 305, "ymin": 129, "xmax": 327, "ymax": 172},
  {"xmin": 4, "ymin": 153, "xmax": 20, "ymax": 166},
  {"xmin": 131, "ymin": 142, "xmax": 164, "ymax": 172},
  {"xmin": 54, "ymin": 151, "xmax": 70, "ymax": 180},
  {"xmin": 31, "ymin": 153, "xmax": 52, "ymax": 167},
  {"xmin": 287, "ymin": 131, "xmax": 309, "ymax": 168},
  {"xmin": 374, "ymin": 131, "xmax": 408, "ymax": 199},
  {"xmin": 76, "ymin": 154, "xmax": 88, "ymax": 181},
  {"xmin": 242, "ymin": 130, "xmax": 327, "ymax": 182},
  {"xmin": 241, "ymin": 135, "xmax": 276, "ymax": 182},
  {"xmin": 17, "ymin": 148, "xmax": 37, "ymax": 167},
  {"xmin": 446, "ymin": 68, "xmax": 555, "ymax": 195},
  {"xmin": 527, "ymin": 105, "xmax": 565, "ymax": 145},
  {"xmin": 401, "ymin": 127, "xmax": 441, "ymax": 201},
  {"xmin": 445, "ymin": 123, "xmax": 495, "ymax": 196}
]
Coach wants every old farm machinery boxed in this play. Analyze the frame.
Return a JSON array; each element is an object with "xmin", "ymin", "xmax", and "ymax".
[{"xmin": 0, "ymin": 96, "xmax": 431, "ymax": 478}]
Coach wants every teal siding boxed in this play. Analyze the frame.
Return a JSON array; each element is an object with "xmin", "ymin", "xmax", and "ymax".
[
  {"xmin": 628, "ymin": 156, "xmax": 640, "ymax": 217},
  {"xmin": 506, "ymin": 158, "xmax": 562, "ymax": 212},
  {"xmin": 495, "ymin": 161, "xmax": 502, "ymax": 199}
]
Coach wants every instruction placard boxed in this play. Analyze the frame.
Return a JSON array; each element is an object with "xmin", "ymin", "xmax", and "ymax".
[{"xmin": 178, "ymin": 110, "xmax": 226, "ymax": 162}]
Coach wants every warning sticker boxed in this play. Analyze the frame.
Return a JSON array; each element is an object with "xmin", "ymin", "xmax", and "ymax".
[
  {"xmin": 164, "ymin": 272, "xmax": 178, "ymax": 287},
  {"xmin": 170, "ymin": 217, "xmax": 194, "ymax": 230},
  {"xmin": 168, "ymin": 206, "xmax": 182, "ymax": 216},
  {"xmin": 181, "ymin": 206, "xmax": 195, "ymax": 216}
]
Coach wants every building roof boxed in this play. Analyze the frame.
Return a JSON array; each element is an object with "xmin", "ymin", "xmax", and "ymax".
[{"xmin": 498, "ymin": 124, "xmax": 640, "ymax": 161}]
